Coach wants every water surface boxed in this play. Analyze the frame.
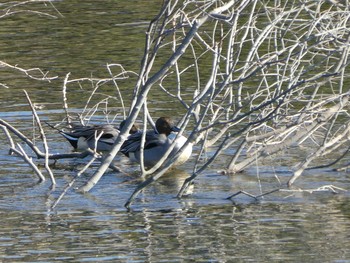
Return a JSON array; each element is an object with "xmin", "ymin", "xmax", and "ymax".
[{"xmin": 1, "ymin": 1, "xmax": 350, "ymax": 262}]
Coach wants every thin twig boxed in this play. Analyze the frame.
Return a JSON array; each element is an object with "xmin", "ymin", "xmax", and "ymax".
[
  {"xmin": 51, "ymin": 155, "xmax": 98, "ymax": 210},
  {"xmin": 24, "ymin": 90, "xmax": 56, "ymax": 185},
  {"xmin": 13, "ymin": 144, "xmax": 46, "ymax": 182}
]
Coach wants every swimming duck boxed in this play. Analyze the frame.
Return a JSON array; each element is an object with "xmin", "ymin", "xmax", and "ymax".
[
  {"xmin": 59, "ymin": 121, "xmax": 139, "ymax": 152},
  {"xmin": 121, "ymin": 117, "xmax": 192, "ymax": 168}
]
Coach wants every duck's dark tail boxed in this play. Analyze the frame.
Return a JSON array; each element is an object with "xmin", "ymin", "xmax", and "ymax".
[{"xmin": 45, "ymin": 121, "xmax": 79, "ymax": 149}]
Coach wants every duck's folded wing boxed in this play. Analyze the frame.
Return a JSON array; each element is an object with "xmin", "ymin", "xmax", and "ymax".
[
  {"xmin": 85, "ymin": 125, "xmax": 119, "ymax": 141},
  {"xmin": 121, "ymin": 131, "xmax": 161, "ymax": 155},
  {"xmin": 63, "ymin": 124, "xmax": 101, "ymax": 139}
]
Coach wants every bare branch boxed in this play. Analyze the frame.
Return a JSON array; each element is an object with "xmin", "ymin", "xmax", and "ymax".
[
  {"xmin": 24, "ymin": 90, "xmax": 55, "ymax": 185},
  {"xmin": 13, "ymin": 144, "xmax": 46, "ymax": 182}
]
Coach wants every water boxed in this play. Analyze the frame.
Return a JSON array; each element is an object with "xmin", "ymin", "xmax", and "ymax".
[{"xmin": 1, "ymin": 1, "xmax": 350, "ymax": 262}]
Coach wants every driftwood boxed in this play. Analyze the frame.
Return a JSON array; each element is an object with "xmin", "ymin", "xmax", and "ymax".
[
  {"xmin": 1, "ymin": 0, "xmax": 350, "ymax": 209},
  {"xmin": 226, "ymin": 185, "xmax": 347, "ymax": 202}
]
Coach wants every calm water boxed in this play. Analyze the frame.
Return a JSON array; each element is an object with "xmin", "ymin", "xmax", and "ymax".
[{"xmin": 1, "ymin": 1, "xmax": 350, "ymax": 262}]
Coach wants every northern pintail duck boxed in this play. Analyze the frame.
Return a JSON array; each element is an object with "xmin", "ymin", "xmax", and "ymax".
[
  {"xmin": 121, "ymin": 117, "xmax": 192, "ymax": 167},
  {"xmin": 59, "ymin": 121, "xmax": 138, "ymax": 152}
]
